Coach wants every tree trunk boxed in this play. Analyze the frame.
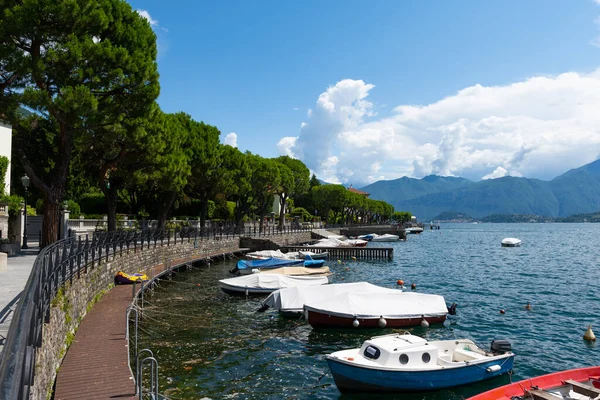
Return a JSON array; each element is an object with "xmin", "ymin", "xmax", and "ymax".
[
  {"xmin": 157, "ymin": 191, "xmax": 177, "ymax": 230},
  {"xmin": 100, "ymin": 182, "xmax": 118, "ymax": 232},
  {"xmin": 42, "ymin": 192, "xmax": 61, "ymax": 247},
  {"xmin": 199, "ymin": 199, "xmax": 208, "ymax": 228},
  {"xmin": 278, "ymin": 194, "xmax": 287, "ymax": 230}
]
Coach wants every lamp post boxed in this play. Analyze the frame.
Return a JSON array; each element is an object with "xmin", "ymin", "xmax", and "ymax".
[{"xmin": 21, "ymin": 174, "xmax": 30, "ymax": 249}]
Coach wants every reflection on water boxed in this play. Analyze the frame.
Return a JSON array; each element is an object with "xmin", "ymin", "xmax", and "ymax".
[{"xmin": 138, "ymin": 223, "xmax": 600, "ymax": 399}]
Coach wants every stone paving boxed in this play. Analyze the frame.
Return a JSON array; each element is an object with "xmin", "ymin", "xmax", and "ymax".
[{"xmin": 0, "ymin": 245, "xmax": 39, "ymax": 354}]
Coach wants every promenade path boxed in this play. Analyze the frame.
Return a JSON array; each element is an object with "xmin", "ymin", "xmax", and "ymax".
[
  {"xmin": 0, "ymin": 246, "xmax": 39, "ymax": 355},
  {"xmin": 54, "ymin": 249, "xmax": 245, "ymax": 400}
]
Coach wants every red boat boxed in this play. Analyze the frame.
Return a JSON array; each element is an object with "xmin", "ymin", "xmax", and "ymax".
[{"xmin": 467, "ymin": 366, "xmax": 600, "ymax": 400}]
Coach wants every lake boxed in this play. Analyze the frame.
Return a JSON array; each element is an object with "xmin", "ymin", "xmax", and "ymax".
[{"xmin": 137, "ymin": 223, "xmax": 600, "ymax": 399}]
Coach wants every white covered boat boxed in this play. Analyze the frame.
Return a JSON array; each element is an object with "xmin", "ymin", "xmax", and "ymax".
[
  {"xmin": 501, "ymin": 238, "xmax": 521, "ymax": 247},
  {"xmin": 304, "ymin": 291, "xmax": 451, "ymax": 329},
  {"xmin": 219, "ymin": 274, "xmax": 329, "ymax": 296},
  {"xmin": 256, "ymin": 266, "xmax": 331, "ymax": 276},
  {"xmin": 261, "ymin": 282, "xmax": 401, "ymax": 317},
  {"xmin": 371, "ymin": 234, "xmax": 400, "ymax": 242},
  {"xmin": 326, "ymin": 333, "xmax": 514, "ymax": 393},
  {"xmin": 405, "ymin": 227, "xmax": 424, "ymax": 234},
  {"xmin": 247, "ymin": 249, "xmax": 329, "ymax": 260}
]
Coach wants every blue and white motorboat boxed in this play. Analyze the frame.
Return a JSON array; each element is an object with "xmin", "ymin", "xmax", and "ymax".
[
  {"xmin": 232, "ymin": 256, "xmax": 325, "ymax": 275},
  {"xmin": 326, "ymin": 333, "xmax": 514, "ymax": 393}
]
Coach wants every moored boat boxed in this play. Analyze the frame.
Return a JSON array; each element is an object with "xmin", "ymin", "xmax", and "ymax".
[
  {"xmin": 405, "ymin": 227, "xmax": 424, "ymax": 234},
  {"xmin": 114, "ymin": 271, "xmax": 148, "ymax": 284},
  {"xmin": 501, "ymin": 238, "xmax": 521, "ymax": 247},
  {"xmin": 256, "ymin": 265, "xmax": 331, "ymax": 276},
  {"xmin": 326, "ymin": 333, "xmax": 514, "ymax": 393},
  {"xmin": 232, "ymin": 257, "xmax": 325, "ymax": 275},
  {"xmin": 261, "ymin": 282, "xmax": 401, "ymax": 317},
  {"xmin": 370, "ymin": 233, "xmax": 400, "ymax": 242},
  {"xmin": 304, "ymin": 291, "xmax": 451, "ymax": 329},
  {"xmin": 218, "ymin": 274, "xmax": 329, "ymax": 295},
  {"xmin": 467, "ymin": 366, "xmax": 600, "ymax": 400}
]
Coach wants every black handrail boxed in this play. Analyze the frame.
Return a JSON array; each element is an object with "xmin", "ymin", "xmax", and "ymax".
[{"xmin": 0, "ymin": 225, "xmax": 312, "ymax": 399}]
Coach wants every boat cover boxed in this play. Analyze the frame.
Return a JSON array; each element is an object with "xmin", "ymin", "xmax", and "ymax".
[
  {"xmin": 310, "ymin": 237, "xmax": 368, "ymax": 247},
  {"xmin": 258, "ymin": 266, "xmax": 330, "ymax": 276},
  {"xmin": 264, "ymin": 282, "xmax": 401, "ymax": 312},
  {"xmin": 236, "ymin": 257, "xmax": 304, "ymax": 271},
  {"xmin": 304, "ymin": 291, "xmax": 448, "ymax": 319},
  {"xmin": 219, "ymin": 274, "xmax": 329, "ymax": 290},
  {"xmin": 370, "ymin": 234, "xmax": 399, "ymax": 242},
  {"xmin": 246, "ymin": 250, "xmax": 291, "ymax": 259}
]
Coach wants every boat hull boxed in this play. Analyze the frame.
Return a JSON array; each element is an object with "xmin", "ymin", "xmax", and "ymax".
[
  {"xmin": 467, "ymin": 365, "xmax": 600, "ymax": 400},
  {"xmin": 306, "ymin": 309, "xmax": 446, "ymax": 329},
  {"xmin": 327, "ymin": 355, "xmax": 514, "ymax": 393}
]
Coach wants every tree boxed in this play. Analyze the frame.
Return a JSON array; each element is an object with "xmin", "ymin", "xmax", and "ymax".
[
  {"xmin": 185, "ymin": 121, "xmax": 222, "ymax": 227},
  {"xmin": 1, "ymin": 0, "xmax": 159, "ymax": 245},
  {"xmin": 219, "ymin": 147, "xmax": 252, "ymax": 227},
  {"xmin": 273, "ymin": 156, "xmax": 310, "ymax": 229},
  {"xmin": 248, "ymin": 156, "xmax": 280, "ymax": 232}
]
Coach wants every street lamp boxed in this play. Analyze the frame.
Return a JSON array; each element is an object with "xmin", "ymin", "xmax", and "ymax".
[{"xmin": 21, "ymin": 174, "xmax": 30, "ymax": 249}]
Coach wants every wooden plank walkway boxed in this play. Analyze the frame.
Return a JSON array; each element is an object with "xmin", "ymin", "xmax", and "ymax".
[
  {"xmin": 54, "ymin": 285, "xmax": 134, "ymax": 400},
  {"xmin": 54, "ymin": 249, "xmax": 247, "ymax": 399}
]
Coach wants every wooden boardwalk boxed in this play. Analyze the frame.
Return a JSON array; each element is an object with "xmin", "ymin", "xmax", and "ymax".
[
  {"xmin": 54, "ymin": 285, "xmax": 134, "ymax": 400},
  {"xmin": 54, "ymin": 249, "xmax": 247, "ymax": 400}
]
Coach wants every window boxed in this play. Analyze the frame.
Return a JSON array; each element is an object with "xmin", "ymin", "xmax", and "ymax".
[
  {"xmin": 422, "ymin": 352, "xmax": 431, "ymax": 363},
  {"xmin": 399, "ymin": 354, "xmax": 409, "ymax": 364},
  {"xmin": 363, "ymin": 345, "xmax": 381, "ymax": 360}
]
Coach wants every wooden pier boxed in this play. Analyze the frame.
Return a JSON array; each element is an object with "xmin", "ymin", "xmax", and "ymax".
[{"xmin": 282, "ymin": 245, "xmax": 393, "ymax": 260}]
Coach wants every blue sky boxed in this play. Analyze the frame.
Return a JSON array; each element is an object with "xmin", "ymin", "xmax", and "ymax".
[{"xmin": 130, "ymin": 1, "xmax": 600, "ymax": 186}]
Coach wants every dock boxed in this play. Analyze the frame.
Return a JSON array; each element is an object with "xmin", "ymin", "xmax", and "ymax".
[{"xmin": 282, "ymin": 245, "xmax": 393, "ymax": 260}]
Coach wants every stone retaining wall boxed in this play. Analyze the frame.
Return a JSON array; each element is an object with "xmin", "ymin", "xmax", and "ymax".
[
  {"xmin": 239, "ymin": 232, "xmax": 312, "ymax": 252},
  {"xmin": 31, "ymin": 237, "xmax": 240, "ymax": 400}
]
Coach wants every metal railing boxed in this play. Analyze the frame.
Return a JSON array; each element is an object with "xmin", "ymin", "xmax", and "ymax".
[{"xmin": 0, "ymin": 225, "xmax": 312, "ymax": 399}]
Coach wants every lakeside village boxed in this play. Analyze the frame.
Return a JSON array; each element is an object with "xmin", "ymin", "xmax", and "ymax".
[{"xmin": 1, "ymin": 3, "xmax": 600, "ymax": 400}]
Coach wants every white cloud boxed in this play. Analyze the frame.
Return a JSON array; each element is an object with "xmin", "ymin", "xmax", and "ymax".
[
  {"xmin": 136, "ymin": 10, "xmax": 158, "ymax": 26},
  {"xmin": 293, "ymin": 107, "xmax": 299, "ymax": 111},
  {"xmin": 224, "ymin": 132, "xmax": 238, "ymax": 148},
  {"xmin": 482, "ymin": 167, "xmax": 508, "ymax": 180},
  {"xmin": 281, "ymin": 71, "xmax": 600, "ymax": 185},
  {"xmin": 277, "ymin": 136, "xmax": 296, "ymax": 157}
]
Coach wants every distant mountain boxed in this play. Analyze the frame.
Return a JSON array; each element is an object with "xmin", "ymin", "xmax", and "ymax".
[{"xmin": 359, "ymin": 159, "xmax": 600, "ymax": 221}]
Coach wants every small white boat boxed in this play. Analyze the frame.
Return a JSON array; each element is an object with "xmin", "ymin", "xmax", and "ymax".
[
  {"xmin": 326, "ymin": 333, "xmax": 514, "ymax": 393},
  {"xmin": 261, "ymin": 282, "xmax": 401, "ymax": 317},
  {"xmin": 370, "ymin": 234, "xmax": 400, "ymax": 242},
  {"xmin": 219, "ymin": 274, "xmax": 329, "ymax": 296},
  {"xmin": 501, "ymin": 238, "xmax": 521, "ymax": 247},
  {"xmin": 405, "ymin": 227, "xmax": 424, "ymax": 234}
]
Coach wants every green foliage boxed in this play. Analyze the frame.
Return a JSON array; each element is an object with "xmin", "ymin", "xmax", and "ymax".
[
  {"xmin": 63, "ymin": 200, "xmax": 81, "ymax": 218},
  {"xmin": 0, "ymin": 194, "xmax": 24, "ymax": 217},
  {"xmin": 291, "ymin": 207, "xmax": 313, "ymax": 221},
  {"xmin": 392, "ymin": 211, "xmax": 412, "ymax": 224},
  {"xmin": 0, "ymin": 156, "xmax": 8, "ymax": 194},
  {"xmin": 79, "ymin": 191, "xmax": 107, "ymax": 215}
]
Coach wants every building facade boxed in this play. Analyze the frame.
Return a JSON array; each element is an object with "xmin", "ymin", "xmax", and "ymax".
[{"xmin": 0, "ymin": 119, "xmax": 12, "ymax": 195}]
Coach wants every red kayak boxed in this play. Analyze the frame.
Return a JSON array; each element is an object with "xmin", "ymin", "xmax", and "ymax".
[{"xmin": 468, "ymin": 366, "xmax": 600, "ymax": 400}]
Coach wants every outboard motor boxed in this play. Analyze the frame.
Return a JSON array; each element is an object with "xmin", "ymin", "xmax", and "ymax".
[
  {"xmin": 447, "ymin": 303, "xmax": 457, "ymax": 315},
  {"xmin": 490, "ymin": 339, "xmax": 512, "ymax": 354}
]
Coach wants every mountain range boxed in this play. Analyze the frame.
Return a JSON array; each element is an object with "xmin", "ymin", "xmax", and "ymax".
[{"xmin": 359, "ymin": 159, "xmax": 600, "ymax": 221}]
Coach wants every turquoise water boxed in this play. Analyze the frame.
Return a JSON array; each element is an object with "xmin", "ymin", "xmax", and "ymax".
[{"xmin": 138, "ymin": 223, "xmax": 600, "ymax": 399}]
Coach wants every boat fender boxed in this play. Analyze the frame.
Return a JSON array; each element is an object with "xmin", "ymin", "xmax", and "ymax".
[
  {"xmin": 584, "ymin": 325, "xmax": 596, "ymax": 341},
  {"xmin": 411, "ymin": 283, "xmax": 417, "ymax": 290},
  {"xmin": 305, "ymin": 310, "xmax": 309, "ymax": 320},
  {"xmin": 486, "ymin": 365, "xmax": 501, "ymax": 373},
  {"xmin": 245, "ymin": 289, "xmax": 249, "ymax": 296},
  {"xmin": 352, "ymin": 317, "xmax": 360, "ymax": 328},
  {"xmin": 420, "ymin": 318, "xmax": 429, "ymax": 328},
  {"xmin": 397, "ymin": 279, "xmax": 404, "ymax": 286},
  {"xmin": 378, "ymin": 316, "xmax": 387, "ymax": 328}
]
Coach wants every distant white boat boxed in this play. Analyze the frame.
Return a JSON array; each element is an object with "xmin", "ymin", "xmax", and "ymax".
[
  {"xmin": 501, "ymin": 238, "xmax": 522, "ymax": 247},
  {"xmin": 358, "ymin": 233, "xmax": 400, "ymax": 242},
  {"xmin": 405, "ymin": 227, "xmax": 424, "ymax": 234}
]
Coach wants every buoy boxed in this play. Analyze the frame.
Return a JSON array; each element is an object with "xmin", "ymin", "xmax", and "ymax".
[
  {"xmin": 378, "ymin": 316, "xmax": 387, "ymax": 328},
  {"xmin": 584, "ymin": 325, "xmax": 596, "ymax": 341},
  {"xmin": 337, "ymin": 260, "xmax": 342, "ymax": 264},
  {"xmin": 525, "ymin": 302, "xmax": 532, "ymax": 311},
  {"xmin": 421, "ymin": 318, "xmax": 430, "ymax": 328},
  {"xmin": 411, "ymin": 283, "xmax": 417, "ymax": 290},
  {"xmin": 397, "ymin": 279, "xmax": 404, "ymax": 286},
  {"xmin": 345, "ymin": 267, "xmax": 350, "ymax": 271},
  {"xmin": 352, "ymin": 318, "xmax": 360, "ymax": 328},
  {"xmin": 500, "ymin": 309, "xmax": 505, "ymax": 314},
  {"xmin": 197, "ymin": 283, "xmax": 201, "ymax": 286}
]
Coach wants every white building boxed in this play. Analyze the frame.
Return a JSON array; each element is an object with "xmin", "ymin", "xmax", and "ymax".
[{"xmin": 0, "ymin": 119, "xmax": 12, "ymax": 195}]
